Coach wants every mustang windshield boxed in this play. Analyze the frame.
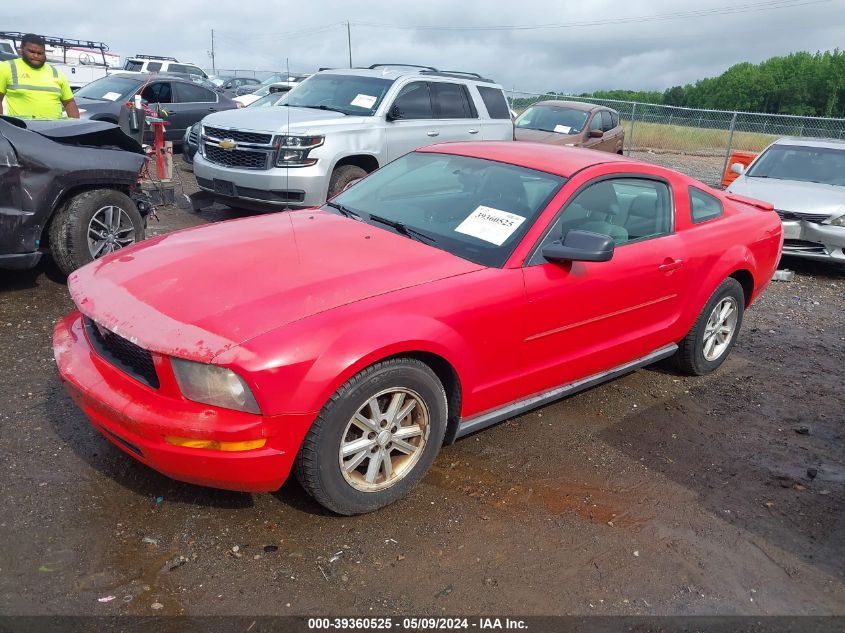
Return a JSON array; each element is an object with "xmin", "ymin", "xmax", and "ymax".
[
  {"xmin": 328, "ymin": 152, "xmax": 566, "ymax": 267},
  {"xmin": 747, "ymin": 144, "xmax": 845, "ymax": 186},
  {"xmin": 515, "ymin": 106, "xmax": 590, "ymax": 134},
  {"xmin": 284, "ymin": 74, "xmax": 394, "ymax": 116}
]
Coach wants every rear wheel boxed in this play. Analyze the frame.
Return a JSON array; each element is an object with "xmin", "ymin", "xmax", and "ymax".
[
  {"xmin": 327, "ymin": 165, "xmax": 368, "ymax": 199},
  {"xmin": 674, "ymin": 278, "xmax": 745, "ymax": 375},
  {"xmin": 294, "ymin": 358, "xmax": 447, "ymax": 515},
  {"xmin": 49, "ymin": 189, "xmax": 144, "ymax": 276}
]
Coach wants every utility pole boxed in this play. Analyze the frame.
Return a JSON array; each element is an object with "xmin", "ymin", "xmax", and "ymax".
[
  {"xmin": 210, "ymin": 29, "xmax": 216, "ymax": 74},
  {"xmin": 347, "ymin": 20, "xmax": 352, "ymax": 68}
]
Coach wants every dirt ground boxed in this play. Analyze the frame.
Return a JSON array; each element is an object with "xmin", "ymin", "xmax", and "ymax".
[{"xmin": 0, "ymin": 163, "xmax": 843, "ymax": 618}]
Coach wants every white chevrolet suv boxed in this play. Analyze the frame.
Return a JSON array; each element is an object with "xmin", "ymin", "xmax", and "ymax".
[{"xmin": 192, "ymin": 64, "xmax": 515, "ymax": 209}]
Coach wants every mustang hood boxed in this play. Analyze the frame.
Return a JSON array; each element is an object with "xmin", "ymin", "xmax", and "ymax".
[
  {"xmin": 728, "ymin": 176, "xmax": 845, "ymax": 216},
  {"xmin": 68, "ymin": 211, "xmax": 483, "ymax": 362}
]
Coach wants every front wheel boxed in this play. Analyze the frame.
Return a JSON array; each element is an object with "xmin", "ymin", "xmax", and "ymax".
[
  {"xmin": 294, "ymin": 358, "xmax": 447, "ymax": 515},
  {"xmin": 327, "ymin": 164, "xmax": 368, "ymax": 199},
  {"xmin": 674, "ymin": 277, "xmax": 745, "ymax": 375},
  {"xmin": 49, "ymin": 189, "xmax": 145, "ymax": 276}
]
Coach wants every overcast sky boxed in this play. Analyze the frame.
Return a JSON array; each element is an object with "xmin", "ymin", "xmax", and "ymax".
[{"xmin": 2, "ymin": 0, "xmax": 843, "ymax": 94}]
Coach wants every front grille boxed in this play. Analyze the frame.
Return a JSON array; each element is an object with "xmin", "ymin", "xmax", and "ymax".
[
  {"xmin": 783, "ymin": 239, "xmax": 827, "ymax": 253},
  {"xmin": 84, "ymin": 318, "xmax": 160, "ymax": 389},
  {"xmin": 204, "ymin": 126, "xmax": 272, "ymax": 145},
  {"xmin": 776, "ymin": 210, "xmax": 830, "ymax": 224},
  {"xmin": 204, "ymin": 143, "xmax": 269, "ymax": 170},
  {"xmin": 188, "ymin": 126, "xmax": 199, "ymax": 145}
]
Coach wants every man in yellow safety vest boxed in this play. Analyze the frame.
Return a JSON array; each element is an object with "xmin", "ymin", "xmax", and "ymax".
[{"xmin": 0, "ymin": 33, "xmax": 80, "ymax": 120}]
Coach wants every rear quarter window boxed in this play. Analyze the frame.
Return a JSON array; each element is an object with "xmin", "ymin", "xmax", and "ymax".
[
  {"xmin": 477, "ymin": 86, "xmax": 511, "ymax": 119},
  {"xmin": 689, "ymin": 186, "xmax": 724, "ymax": 223}
]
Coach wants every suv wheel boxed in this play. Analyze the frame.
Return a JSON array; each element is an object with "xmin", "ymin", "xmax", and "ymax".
[
  {"xmin": 49, "ymin": 189, "xmax": 145, "ymax": 276},
  {"xmin": 328, "ymin": 165, "xmax": 368, "ymax": 199}
]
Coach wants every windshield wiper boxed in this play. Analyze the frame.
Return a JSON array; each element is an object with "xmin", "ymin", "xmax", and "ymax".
[
  {"xmin": 366, "ymin": 214, "xmax": 438, "ymax": 245},
  {"xmin": 325, "ymin": 201, "xmax": 363, "ymax": 220},
  {"xmin": 297, "ymin": 104, "xmax": 349, "ymax": 115}
]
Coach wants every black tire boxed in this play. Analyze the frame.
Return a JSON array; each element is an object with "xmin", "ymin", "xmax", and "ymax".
[
  {"xmin": 294, "ymin": 358, "xmax": 447, "ymax": 515},
  {"xmin": 49, "ymin": 189, "xmax": 144, "ymax": 276},
  {"xmin": 327, "ymin": 165, "xmax": 368, "ymax": 199},
  {"xmin": 674, "ymin": 277, "xmax": 745, "ymax": 376}
]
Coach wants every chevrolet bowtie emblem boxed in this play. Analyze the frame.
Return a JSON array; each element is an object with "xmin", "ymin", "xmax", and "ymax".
[{"xmin": 220, "ymin": 138, "xmax": 237, "ymax": 150}]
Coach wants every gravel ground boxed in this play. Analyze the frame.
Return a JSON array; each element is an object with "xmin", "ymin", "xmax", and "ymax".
[{"xmin": 0, "ymin": 159, "xmax": 842, "ymax": 618}]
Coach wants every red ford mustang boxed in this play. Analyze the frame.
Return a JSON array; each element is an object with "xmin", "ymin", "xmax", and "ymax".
[{"xmin": 53, "ymin": 142, "xmax": 783, "ymax": 515}]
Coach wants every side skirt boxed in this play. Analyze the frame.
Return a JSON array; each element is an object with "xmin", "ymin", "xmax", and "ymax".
[{"xmin": 454, "ymin": 344, "xmax": 678, "ymax": 440}]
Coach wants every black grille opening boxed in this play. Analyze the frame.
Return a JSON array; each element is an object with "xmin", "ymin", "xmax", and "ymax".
[
  {"xmin": 203, "ymin": 126, "xmax": 272, "ymax": 145},
  {"xmin": 188, "ymin": 127, "xmax": 199, "ymax": 144},
  {"xmin": 776, "ymin": 210, "xmax": 830, "ymax": 224},
  {"xmin": 204, "ymin": 143, "xmax": 268, "ymax": 170},
  {"xmin": 84, "ymin": 318, "xmax": 160, "ymax": 389}
]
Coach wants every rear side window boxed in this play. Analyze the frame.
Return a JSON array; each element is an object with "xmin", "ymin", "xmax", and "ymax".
[
  {"xmin": 391, "ymin": 82, "xmax": 432, "ymax": 119},
  {"xmin": 168, "ymin": 63, "xmax": 203, "ymax": 76},
  {"xmin": 124, "ymin": 60, "xmax": 143, "ymax": 72},
  {"xmin": 175, "ymin": 82, "xmax": 216, "ymax": 103},
  {"xmin": 431, "ymin": 82, "xmax": 476, "ymax": 119},
  {"xmin": 477, "ymin": 86, "xmax": 511, "ymax": 119},
  {"xmin": 689, "ymin": 187, "xmax": 723, "ymax": 223},
  {"xmin": 146, "ymin": 62, "xmax": 162, "ymax": 72}
]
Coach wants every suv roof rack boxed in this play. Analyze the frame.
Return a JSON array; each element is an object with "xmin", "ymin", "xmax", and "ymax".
[
  {"xmin": 420, "ymin": 69, "xmax": 494, "ymax": 83},
  {"xmin": 368, "ymin": 63, "xmax": 438, "ymax": 71},
  {"xmin": 133, "ymin": 54, "xmax": 179, "ymax": 62},
  {"xmin": 0, "ymin": 31, "xmax": 111, "ymax": 51}
]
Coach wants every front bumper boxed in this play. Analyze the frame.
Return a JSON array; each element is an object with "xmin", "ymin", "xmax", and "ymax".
[
  {"xmin": 0, "ymin": 251, "xmax": 42, "ymax": 270},
  {"xmin": 193, "ymin": 153, "xmax": 329, "ymax": 208},
  {"xmin": 53, "ymin": 311, "xmax": 317, "ymax": 493},
  {"xmin": 781, "ymin": 220, "xmax": 845, "ymax": 262}
]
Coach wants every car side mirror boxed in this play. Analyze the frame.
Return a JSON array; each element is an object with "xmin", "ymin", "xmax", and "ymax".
[
  {"xmin": 542, "ymin": 230, "xmax": 615, "ymax": 263},
  {"xmin": 589, "ymin": 129, "xmax": 604, "ymax": 139},
  {"xmin": 730, "ymin": 163, "xmax": 746, "ymax": 175},
  {"xmin": 386, "ymin": 105, "xmax": 401, "ymax": 122}
]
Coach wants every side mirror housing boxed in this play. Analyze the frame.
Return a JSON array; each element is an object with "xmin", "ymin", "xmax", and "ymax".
[
  {"xmin": 589, "ymin": 128, "xmax": 604, "ymax": 139},
  {"xmin": 730, "ymin": 162, "xmax": 746, "ymax": 175},
  {"xmin": 542, "ymin": 230, "xmax": 615, "ymax": 263}
]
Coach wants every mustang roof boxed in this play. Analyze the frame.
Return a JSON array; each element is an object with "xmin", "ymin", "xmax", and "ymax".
[{"xmin": 419, "ymin": 141, "xmax": 639, "ymax": 178}]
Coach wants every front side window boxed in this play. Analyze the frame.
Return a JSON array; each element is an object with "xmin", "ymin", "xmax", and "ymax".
[
  {"xmin": 601, "ymin": 111, "xmax": 614, "ymax": 131},
  {"xmin": 589, "ymin": 113, "xmax": 604, "ymax": 133},
  {"xmin": 141, "ymin": 82, "xmax": 172, "ymax": 104},
  {"xmin": 531, "ymin": 177, "xmax": 672, "ymax": 263},
  {"xmin": 285, "ymin": 74, "xmax": 394, "ymax": 116},
  {"xmin": 689, "ymin": 187, "xmax": 723, "ymax": 223},
  {"xmin": 329, "ymin": 152, "xmax": 566, "ymax": 267},
  {"xmin": 390, "ymin": 81, "xmax": 432, "ymax": 119},
  {"xmin": 747, "ymin": 144, "xmax": 845, "ymax": 187},
  {"xmin": 431, "ymin": 82, "xmax": 476, "ymax": 119},
  {"xmin": 515, "ymin": 105, "xmax": 589, "ymax": 135}
]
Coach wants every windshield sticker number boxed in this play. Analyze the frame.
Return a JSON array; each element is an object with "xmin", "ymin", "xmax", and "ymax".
[
  {"xmin": 455, "ymin": 206, "xmax": 526, "ymax": 246},
  {"xmin": 351, "ymin": 94, "xmax": 378, "ymax": 109},
  {"xmin": 102, "ymin": 91, "xmax": 122, "ymax": 102},
  {"xmin": 554, "ymin": 124, "xmax": 572, "ymax": 134}
]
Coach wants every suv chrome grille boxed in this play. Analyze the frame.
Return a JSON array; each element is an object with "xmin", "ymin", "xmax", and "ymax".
[
  {"xmin": 204, "ymin": 143, "xmax": 269, "ymax": 170},
  {"xmin": 84, "ymin": 317, "xmax": 160, "ymax": 389},
  {"xmin": 203, "ymin": 126, "xmax": 273, "ymax": 145},
  {"xmin": 775, "ymin": 210, "xmax": 830, "ymax": 224}
]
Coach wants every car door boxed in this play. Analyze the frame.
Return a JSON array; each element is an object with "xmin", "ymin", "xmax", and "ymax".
[
  {"xmin": 429, "ymin": 81, "xmax": 481, "ymax": 143},
  {"xmin": 170, "ymin": 82, "xmax": 221, "ymax": 141},
  {"xmin": 520, "ymin": 174, "xmax": 689, "ymax": 392},
  {"xmin": 139, "ymin": 80, "xmax": 173, "ymax": 142},
  {"xmin": 385, "ymin": 81, "xmax": 438, "ymax": 162}
]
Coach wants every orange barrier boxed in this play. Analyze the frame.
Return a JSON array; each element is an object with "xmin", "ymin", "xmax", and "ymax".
[{"xmin": 721, "ymin": 151, "xmax": 758, "ymax": 188}]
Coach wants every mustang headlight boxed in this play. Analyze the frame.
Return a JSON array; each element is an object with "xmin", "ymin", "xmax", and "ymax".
[
  {"xmin": 171, "ymin": 358, "xmax": 261, "ymax": 414},
  {"xmin": 274, "ymin": 135, "xmax": 323, "ymax": 167}
]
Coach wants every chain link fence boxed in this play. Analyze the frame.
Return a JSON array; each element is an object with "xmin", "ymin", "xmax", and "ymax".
[{"xmin": 508, "ymin": 91, "xmax": 845, "ymax": 186}]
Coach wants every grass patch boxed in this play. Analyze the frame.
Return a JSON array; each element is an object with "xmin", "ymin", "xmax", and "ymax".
[{"xmin": 623, "ymin": 119, "xmax": 778, "ymax": 154}]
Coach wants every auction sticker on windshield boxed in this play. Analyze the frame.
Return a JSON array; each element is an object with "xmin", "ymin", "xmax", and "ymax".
[
  {"xmin": 455, "ymin": 206, "xmax": 526, "ymax": 246},
  {"xmin": 351, "ymin": 94, "xmax": 378, "ymax": 108},
  {"xmin": 554, "ymin": 124, "xmax": 571, "ymax": 134},
  {"xmin": 102, "ymin": 92, "xmax": 122, "ymax": 102}
]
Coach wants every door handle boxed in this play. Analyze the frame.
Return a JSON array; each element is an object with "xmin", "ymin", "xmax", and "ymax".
[
  {"xmin": 658, "ymin": 258, "xmax": 684, "ymax": 272},
  {"xmin": 468, "ymin": 129, "xmax": 479, "ymax": 134},
  {"xmin": 427, "ymin": 131, "xmax": 440, "ymax": 137}
]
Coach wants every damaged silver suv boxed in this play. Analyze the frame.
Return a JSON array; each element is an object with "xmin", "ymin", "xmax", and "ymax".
[{"xmin": 192, "ymin": 64, "xmax": 514, "ymax": 210}]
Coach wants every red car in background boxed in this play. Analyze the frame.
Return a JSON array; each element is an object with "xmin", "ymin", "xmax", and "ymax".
[{"xmin": 53, "ymin": 142, "xmax": 783, "ymax": 515}]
